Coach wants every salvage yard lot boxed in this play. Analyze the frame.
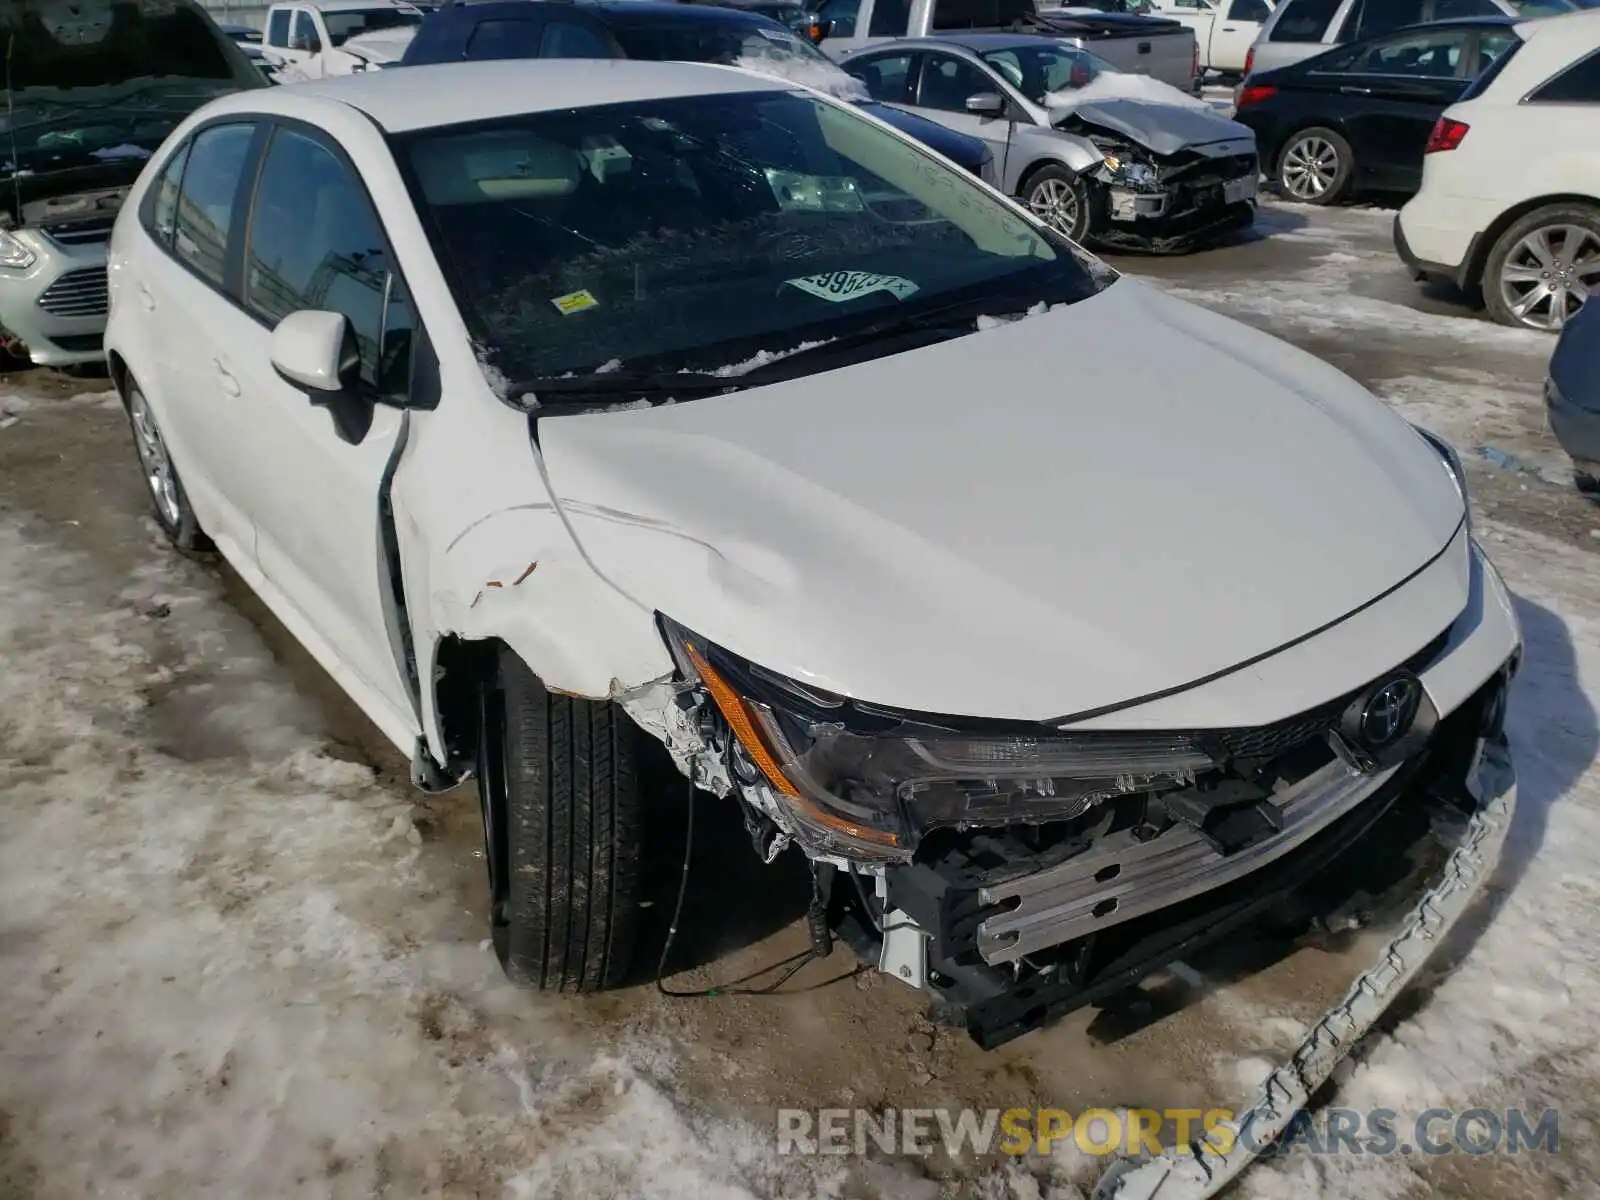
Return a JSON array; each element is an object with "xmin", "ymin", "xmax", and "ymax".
[{"xmin": 2, "ymin": 198, "xmax": 1598, "ymax": 1200}]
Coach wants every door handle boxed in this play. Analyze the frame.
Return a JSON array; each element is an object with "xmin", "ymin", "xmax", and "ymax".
[
  {"xmin": 1340, "ymin": 85, "xmax": 1371, "ymax": 95},
  {"xmin": 137, "ymin": 285, "xmax": 155, "ymax": 312},
  {"xmin": 1222, "ymin": 24, "xmax": 1237, "ymax": 29},
  {"xmin": 213, "ymin": 360, "xmax": 241, "ymax": 397}
]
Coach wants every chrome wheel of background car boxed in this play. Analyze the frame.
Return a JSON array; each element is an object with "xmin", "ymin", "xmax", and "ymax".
[
  {"xmin": 128, "ymin": 391, "xmax": 182, "ymax": 528},
  {"xmin": 1496, "ymin": 225, "xmax": 1600, "ymax": 331},
  {"xmin": 1028, "ymin": 176, "xmax": 1080, "ymax": 236},
  {"xmin": 1279, "ymin": 135, "xmax": 1339, "ymax": 201}
]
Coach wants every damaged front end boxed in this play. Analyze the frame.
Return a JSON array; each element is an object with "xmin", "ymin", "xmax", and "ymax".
[
  {"xmin": 619, "ymin": 614, "xmax": 1518, "ymax": 1059},
  {"xmin": 1071, "ymin": 127, "xmax": 1258, "ymax": 253}
]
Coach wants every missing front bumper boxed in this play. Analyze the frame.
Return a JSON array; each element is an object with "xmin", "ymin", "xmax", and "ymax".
[{"xmin": 1092, "ymin": 731, "xmax": 1515, "ymax": 1200}]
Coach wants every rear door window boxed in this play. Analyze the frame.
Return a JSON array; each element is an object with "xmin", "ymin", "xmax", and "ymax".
[
  {"xmin": 1531, "ymin": 48, "xmax": 1600, "ymax": 102},
  {"xmin": 1348, "ymin": 28, "xmax": 1470, "ymax": 76},
  {"xmin": 144, "ymin": 141, "xmax": 192, "ymax": 248},
  {"xmin": 1226, "ymin": 0, "xmax": 1272, "ymax": 19},
  {"xmin": 1269, "ymin": 0, "xmax": 1345, "ymax": 41},
  {"xmin": 172, "ymin": 123, "xmax": 257, "ymax": 288},
  {"xmin": 464, "ymin": 17, "xmax": 543, "ymax": 58},
  {"xmin": 1338, "ymin": 0, "xmax": 1422, "ymax": 42},
  {"xmin": 266, "ymin": 7, "xmax": 291, "ymax": 46},
  {"xmin": 846, "ymin": 51, "xmax": 916, "ymax": 102},
  {"xmin": 539, "ymin": 18, "xmax": 613, "ymax": 57},
  {"xmin": 290, "ymin": 8, "xmax": 322, "ymax": 50}
]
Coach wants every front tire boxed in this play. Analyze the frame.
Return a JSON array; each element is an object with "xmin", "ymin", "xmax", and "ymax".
[
  {"xmin": 477, "ymin": 645, "xmax": 643, "ymax": 992},
  {"xmin": 1276, "ymin": 127, "xmax": 1353, "ymax": 205},
  {"xmin": 124, "ymin": 380, "xmax": 210, "ymax": 553},
  {"xmin": 1482, "ymin": 203, "xmax": 1600, "ymax": 332},
  {"xmin": 1022, "ymin": 164, "xmax": 1093, "ymax": 243}
]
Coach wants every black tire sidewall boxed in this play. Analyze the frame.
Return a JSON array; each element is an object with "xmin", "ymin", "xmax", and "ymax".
[
  {"xmin": 481, "ymin": 646, "xmax": 643, "ymax": 992},
  {"xmin": 1277, "ymin": 127, "xmax": 1353, "ymax": 206},
  {"xmin": 1482, "ymin": 204, "xmax": 1600, "ymax": 331}
]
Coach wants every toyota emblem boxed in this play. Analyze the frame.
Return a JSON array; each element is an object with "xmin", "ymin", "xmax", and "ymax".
[{"xmin": 1360, "ymin": 675, "xmax": 1422, "ymax": 748}]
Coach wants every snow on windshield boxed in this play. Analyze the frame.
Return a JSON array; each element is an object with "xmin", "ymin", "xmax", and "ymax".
[
  {"xmin": 731, "ymin": 39, "xmax": 869, "ymax": 102},
  {"xmin": 1045, "ymin": 71, "xmax": 1214, "ymax": 113}
]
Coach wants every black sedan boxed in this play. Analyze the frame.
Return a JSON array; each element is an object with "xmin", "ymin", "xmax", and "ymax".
[
  {"xmin": 1548, "ymin": 298, "xmax": 1600, "ymax": 494},
  {"xmin": 1235, "ymin": 17, "xmax": 1518, "ymax": 204}
]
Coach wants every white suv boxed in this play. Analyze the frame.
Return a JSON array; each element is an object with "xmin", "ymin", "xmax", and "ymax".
[
  {"xmin": 1395, "ymin": 9, "xmax": 1600, "ymax": 329},
  {"xmin": 1245, "ymin": 0, "xmax": 1574, "ymax": 77}
]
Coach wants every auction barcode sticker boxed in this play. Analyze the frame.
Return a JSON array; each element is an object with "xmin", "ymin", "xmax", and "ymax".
[{"xmin": 784, "ymin": 272, "xmax": 920, "ymax": 303}]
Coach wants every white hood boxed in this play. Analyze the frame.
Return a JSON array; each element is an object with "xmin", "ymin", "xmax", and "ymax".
[
  {"xmin": 538, "ymin": 282, "xmax": 1466, "ymax": 722},
  {"xmin": 339, "ymin": 26, "xmax": 416, "ymax": 64}
]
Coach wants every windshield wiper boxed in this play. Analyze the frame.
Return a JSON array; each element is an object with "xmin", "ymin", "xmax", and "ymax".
[
  {"xmin": 513, "ymin": 295, "xmax": 1057, "ymax": 411},
  {"xmin": 509, "ymin": 371, "xmax": 742, "ymax": 409}
]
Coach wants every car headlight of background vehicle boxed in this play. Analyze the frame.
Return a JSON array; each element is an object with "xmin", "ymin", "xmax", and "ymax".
[
  {"xmin": 660, "ymin": 617, "xmax": 1215, "ymax": 860},
  {"xmin": 1099, "ymin": 155, "xmax": 1159, "ymax": 189},
  {"xmin": 0, "ymin": 230, "xmax": 37, "ymax": 270}
]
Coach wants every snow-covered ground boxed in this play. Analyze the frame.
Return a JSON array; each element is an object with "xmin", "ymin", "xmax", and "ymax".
[{"xmin": 2, "ymin": 202, "xmax": 1597, "ymax": 1199}]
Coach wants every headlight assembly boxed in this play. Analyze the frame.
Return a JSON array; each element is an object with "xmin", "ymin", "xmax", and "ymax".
[
  {"xmin": 0, "ymin": 229, "xmax": 36, "ymax": 270},
  {"xmin": 1099, "ymin": 155, "xmax": 1160, "ymax": 189},
  {"xmin": 661, "ymin": 618, "xmax": 1215, "ymax": 861}
]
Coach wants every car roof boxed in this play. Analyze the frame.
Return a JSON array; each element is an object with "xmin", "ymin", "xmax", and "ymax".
[
  {"xmin": 851, "ymin": 32, "xmax": 1042, "ymax": 51},
  {"xmin": 213, "ymin": 58, "xmax": 793, "ymax": 132},
  {"xmin": 438, "ymin": 0, "xmax": 786, "ymax": 19},
  {"xmin": 308, "ymin": 0, "xmax": 420, "ymax": 10}
]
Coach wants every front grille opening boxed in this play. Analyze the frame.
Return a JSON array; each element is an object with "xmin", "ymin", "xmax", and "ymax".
[{"xmin": 37, "ymin": 267, "xmax": 109, "ymax": 318}]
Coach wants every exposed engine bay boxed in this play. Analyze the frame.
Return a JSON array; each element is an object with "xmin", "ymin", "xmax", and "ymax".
[
  {"xmin": 620, "ymin": 616, "xmax": 1515, "ymax": 1048},
  {"xmin": 1065, "ymin": 121, "xmax": 1258, "ymax": 253}
]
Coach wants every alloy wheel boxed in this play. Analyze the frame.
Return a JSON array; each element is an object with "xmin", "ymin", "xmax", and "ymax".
[
  {"xmin": 1028, "ymin": 177, "xmax": 1081, "ymax": 237},
  {"xmin": 1280, "ymin": 135, "xmax": 1339, "ymax": 201},
  {"xmin": 1497, "ymin": 224, "xmax": 1600, "ymax": 331},
  {"xmin": 128, "ymin": 392, "xmax": 182, "ymax": 528}
]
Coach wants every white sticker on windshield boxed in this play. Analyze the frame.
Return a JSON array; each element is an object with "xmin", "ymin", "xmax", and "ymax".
[{"xmin": 784, "ymin": 272, "xmax": 920, "ymax": 304}]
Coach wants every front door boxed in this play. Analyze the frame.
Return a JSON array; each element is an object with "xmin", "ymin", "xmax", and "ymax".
[
  {"xmin": 220, "ymin": 122, "xmax": 421, "ymax": 740},
  {"xmin": 904, "ymin": 52, "xmax": 1016, "ymax": 175}
]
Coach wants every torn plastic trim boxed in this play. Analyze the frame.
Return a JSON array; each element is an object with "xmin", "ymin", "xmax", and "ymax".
[{"xmin": 1091, "ymin": 733, "xmax": 1516, "ymax": 1200}]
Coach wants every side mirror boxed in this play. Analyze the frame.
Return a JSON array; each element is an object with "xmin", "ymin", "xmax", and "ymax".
[
  {"xmin": 805, "ymin": 16, "xmax": 834, "ymax": 41},
  {"xmin": 965, "ymin": 91, "xmax": 1006, "ymax": 117},
  {"xmin": 271, "ymin": 310, "xmax": 360, "ymax": 393}
]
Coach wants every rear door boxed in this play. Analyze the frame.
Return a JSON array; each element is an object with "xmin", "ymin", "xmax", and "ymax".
[
  {"xmin": 133, "ymin": 120, "xmax": 265, "ymax": 567},
  {"xmin": 1314, "ymin": 26, "xmax": 1474, "ymax": 188}
]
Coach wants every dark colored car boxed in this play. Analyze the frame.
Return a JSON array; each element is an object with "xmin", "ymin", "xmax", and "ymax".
[
  {"xmin": 1547, "ymin": 298, "xmax": 1600, "ymax": 493},
  {"xmin": 683, "ymin": 0, "xmax": 820, "ymax": 34},
  {"xmin": 400, "ymin": 0, "xmax": 998, "ymax": 179},
  {"xmin": 1234, "ymin": 16, "xmax": 1518, "ymax": 203}
]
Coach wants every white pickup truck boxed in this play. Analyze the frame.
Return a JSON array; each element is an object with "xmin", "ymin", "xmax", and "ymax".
[
  {"xmin": 817, "ymin": 0, "xmax": 1200, "ymax": 92},
  {"xmin": 261, "ymin": 0, "xmax": 424, "ymax": 79},
  {"xmin": 1140, "ymin": 0, "xmax": 1270, "ymax": 76}
]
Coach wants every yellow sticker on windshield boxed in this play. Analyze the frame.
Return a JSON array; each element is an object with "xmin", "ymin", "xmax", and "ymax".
[{"xmin": 551, "ymin": 289, "xmax": 599, "ymax": 316}]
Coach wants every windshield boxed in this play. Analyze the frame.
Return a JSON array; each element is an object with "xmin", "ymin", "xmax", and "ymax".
[
  {"xmin": 979, "ymin": 43, "xmax": 1116, "ymax": 104},
  {"xmin": 0, "ymin": 0, "xmax": 262, "ymax": 89},
  {"xmin": 396, "ymin": 90, "xmax": 1104, "ymax": 398},
  {"xmin": 609, "ymin": 16, "xmax": 868, "ymax": 99},
  {"xmin": 324, "ymin": 7, "xmax": 422, "ymax": 44}
]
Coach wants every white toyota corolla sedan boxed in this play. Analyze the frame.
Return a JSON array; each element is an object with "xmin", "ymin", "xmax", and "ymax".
[{"xmin": 106, "ymin": 57, "xmax": 1519, "ymax": 1134}]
